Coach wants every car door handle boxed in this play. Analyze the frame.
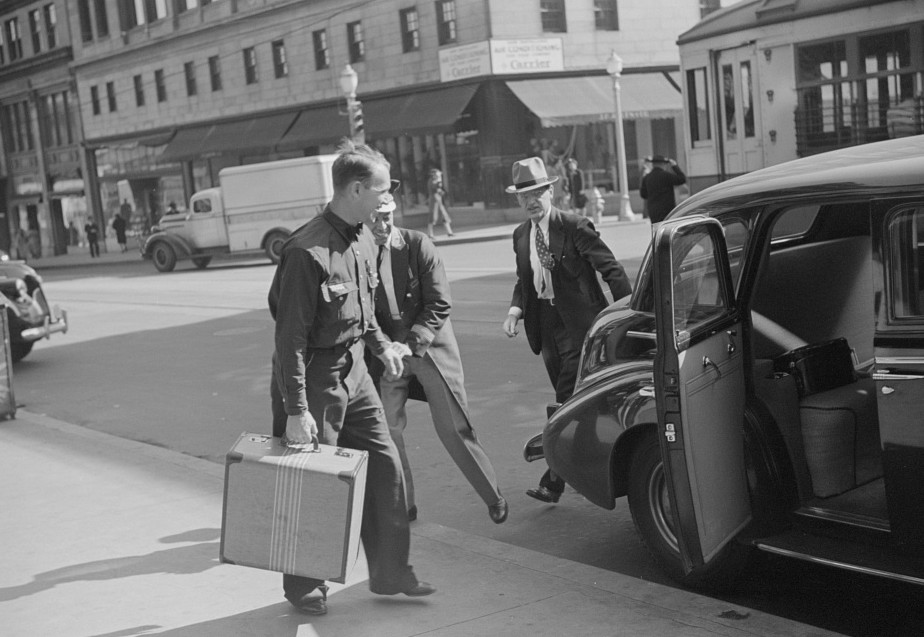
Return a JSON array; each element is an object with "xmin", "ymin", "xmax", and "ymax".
[
  {"xmin": 703, "ymin": 356, "xmax": 721, "ymax": 376},
  {"xmin": 638, "ymin": 386, "xmax": 655, "ymax": 397}
]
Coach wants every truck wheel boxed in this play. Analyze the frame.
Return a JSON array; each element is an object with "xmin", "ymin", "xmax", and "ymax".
[
  {"xmin": 152, "ymin": 242, "xmax": 177, "ymax": 273},
  {"xmin": 264, "ymin": 231, "xmax": 288, "ymax": 264},
  {"xmin": 626, "ymin": 430, "xmax": 752, "ymax": 590},
  {"xmin": 192, "ymin": 256, "xmax": 212, "ymax": 269}
]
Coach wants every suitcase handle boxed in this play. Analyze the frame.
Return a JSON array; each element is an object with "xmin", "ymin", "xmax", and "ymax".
[{"xmin": 281, "ymin": 434, "xmax": 320, "ymax": 453}]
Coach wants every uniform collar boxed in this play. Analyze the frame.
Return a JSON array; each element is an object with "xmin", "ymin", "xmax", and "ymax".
[{"xmin": 323, "ymin": 207, "xmax": 364, "ymax": 242}]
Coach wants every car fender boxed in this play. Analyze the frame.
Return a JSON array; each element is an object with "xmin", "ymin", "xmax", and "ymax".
[
  {"xmin": 142, "ymin": 232, "xmax": 194, "ymax": 260},
  {"xmin": 543, "ymin": 361, "xmax": 656, "ymax": 509}
]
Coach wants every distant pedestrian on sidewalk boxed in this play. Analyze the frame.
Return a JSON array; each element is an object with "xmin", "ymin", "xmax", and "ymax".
[
  {"xmin": 84, "ymin": 221, "xmax": 101, "ymax": 258},
  {"xmin": 565, "ymin": 158, "xmax": 587, "ymax": 216},
  {"xmin": 427, "ymin": 168, "xmax": 453, "ymax": 238},
  {"xmin": 369, "ymin": 199, "xmax": 507, "ymax": 526},
  {"xmin": 269, "ymin": 140, "xmax": 435, "ymax": 616},
  {"xmin": 640, "ymin": 155, "xmax": 686, "ymax": 232},
  {"xmin": 501, "ymin": 156, "xmax": 632, "ymax": 504},
  {"xmin": 112, "ymin": 212, "xmax": 128, "ymax": 253},
  {"xmin": 67, "ymin": 221, "xmax": 79, "ymax": 247}
]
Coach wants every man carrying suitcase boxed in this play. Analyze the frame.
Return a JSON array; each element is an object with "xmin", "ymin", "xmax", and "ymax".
[{"xmin": 269, "ymin": 141, "xmax": 436, "ymax": 615}]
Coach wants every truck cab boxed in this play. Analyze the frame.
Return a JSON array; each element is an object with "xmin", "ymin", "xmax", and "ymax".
[{"xmin": 157, "ymin": 188, "xmax": 228, "ymax": 251}]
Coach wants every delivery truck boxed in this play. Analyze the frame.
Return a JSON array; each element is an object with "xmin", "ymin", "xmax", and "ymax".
[{"xmin": 142, "ymin": 155, "xmax": 337, "ymax": 272}]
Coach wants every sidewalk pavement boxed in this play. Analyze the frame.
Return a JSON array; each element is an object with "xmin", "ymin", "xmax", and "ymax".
[
  {"xmin": 1, "ymin": 410, "xmax": 842, "ymax": 637},
  {"xmin": 22, "ymin": 213, "xmax": 647, "ymax": 271}
]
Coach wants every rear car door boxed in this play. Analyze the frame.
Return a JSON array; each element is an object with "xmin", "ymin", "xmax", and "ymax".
[{"xmin": 652, "ymin": 217, "xmax": 751, "ymax": 574}]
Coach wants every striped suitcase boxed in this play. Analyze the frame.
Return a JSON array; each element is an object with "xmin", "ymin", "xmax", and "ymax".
[{"xmin": 220, "ymin": 432, "xmax": 367, "ymax": 583}]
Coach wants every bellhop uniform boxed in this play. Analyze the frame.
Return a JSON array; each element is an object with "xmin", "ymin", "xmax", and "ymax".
[
  {"xmin": 373, "ymin": 227, "xmax": 503, "ymax": 512},
  {"xmin": 268, "ymin": 208, "xmax": 421, "ymax": 599}
]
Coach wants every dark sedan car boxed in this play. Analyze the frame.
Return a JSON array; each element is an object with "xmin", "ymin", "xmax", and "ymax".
[
  {"xmin": 526, "ymin": 135, "xmax": 924, "ymax": 588},
  {"xmin": 0, "ymin": 259, "xmax": 68, "ymax": 362}
]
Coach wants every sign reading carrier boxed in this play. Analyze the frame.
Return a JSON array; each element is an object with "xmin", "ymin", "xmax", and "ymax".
[{"xmin": 220, "ymin": 433, "xmax": 368, "ymax": 583}]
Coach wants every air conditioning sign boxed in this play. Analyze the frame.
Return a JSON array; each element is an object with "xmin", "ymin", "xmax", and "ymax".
[{"xmin": 439, "ymin": 38, "xmax": 563, "ymax": 82}]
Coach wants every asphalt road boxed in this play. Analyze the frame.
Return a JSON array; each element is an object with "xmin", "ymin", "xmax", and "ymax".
[{"xmin": 13, "ymin": 236, "xmax": 924, "ymax": 637}]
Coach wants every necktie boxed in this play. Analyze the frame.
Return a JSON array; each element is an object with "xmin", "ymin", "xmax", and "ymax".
[
  {"xmin": 377, "ymin": 244, "xmax": 385, "ymax": 270},
  {"xmin": 535, "ymin": 224, "xmax": 555, "ymax": 270}
]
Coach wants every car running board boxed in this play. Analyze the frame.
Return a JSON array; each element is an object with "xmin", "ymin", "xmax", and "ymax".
[{"xmin": 753, "ymin": 529, "xmax": 924, "ymax": 586}]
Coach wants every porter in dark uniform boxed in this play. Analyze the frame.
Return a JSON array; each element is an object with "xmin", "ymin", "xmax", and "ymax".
[{"xmin": 269, "ymin": 142, "xmax": 435, "ymax": 615}]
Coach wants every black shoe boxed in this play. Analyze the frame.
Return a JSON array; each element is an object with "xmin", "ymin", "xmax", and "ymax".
[
  {"xmin": 371, "ymin": 581, "xmax": 436, "ymax": 597},
  {"xmin": 488, "ymin": 497, "xmax": 508, "ymax": 524},
  {"xmin": 526, "ymin": 486, "xmax": 561, "ymax": 504},
  {"xmin": 286, "ymin": 585, "xmax": 328, "ymax": 615},
  {"xmin": 408, "ymin": 505, "xmax": 418, "ymax": 522}
]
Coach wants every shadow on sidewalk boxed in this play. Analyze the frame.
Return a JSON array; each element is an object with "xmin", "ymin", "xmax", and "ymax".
[{"xmin": 0, "ymin": 528, "xmax": 220, "ymax": 603}]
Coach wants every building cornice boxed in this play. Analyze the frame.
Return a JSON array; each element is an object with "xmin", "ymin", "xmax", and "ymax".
[{"xmin": 0, "ymin": 47, "xmax": 73, "ymax": 85}]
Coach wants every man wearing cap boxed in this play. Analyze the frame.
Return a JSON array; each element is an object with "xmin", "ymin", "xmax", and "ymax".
[
  {"xmin": 368, "ymin": 198, "xmax": 508, "ymax": 525},
  {"xmin": 502, "ymin": 156, "xmax": 632, "ymax": 504},
  {"xmin": 269, "ymin": 141, "xmax": 435, "ymax": 615},
  {"xmin": 640, "ymin": 155, "xmax": 686, "ymax": 228}
]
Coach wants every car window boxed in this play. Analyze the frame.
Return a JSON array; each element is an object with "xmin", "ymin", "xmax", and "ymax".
[
  {"xmin": 887, "ymin": 206, "xmax": 924, "ymax": 320},
  {"xmin": 772, "ymin": 205, "xmax": 819, "ymax": 241},
  {"xmin": 671, "ymin": 225, "xmax": 731, "ymax": 335},
  {"xmin": 193, "ymin": 199, "xmax": 212, "ymax": 213}
]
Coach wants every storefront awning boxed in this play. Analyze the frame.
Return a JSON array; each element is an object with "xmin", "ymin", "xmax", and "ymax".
[
  {"xmin": 364, "ymin": 84, "xmax": 479, "ymax": 137},
  {"xmin": 506, "ymin": 74, "xmax": 682, "ymax": 127},
  {"xmin": 275, "ymin": 106, "xmax": 347, "ymax": 152},
  {"xmin": 160, "ymin": 113, "xmax": 298, "ymax": 161}
]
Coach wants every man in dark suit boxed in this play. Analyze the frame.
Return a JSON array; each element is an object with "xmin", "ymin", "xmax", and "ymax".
[
  {"xmin": 640, "ymin": 155, "xmax": 686, "ymax": 226},
  {"xmin": 370, "ymin": 199, "xmax": 508, "ymax": 525},
  {"xmin": 502, "ymin": 156, "xmax": 632, "ymax": 503}
]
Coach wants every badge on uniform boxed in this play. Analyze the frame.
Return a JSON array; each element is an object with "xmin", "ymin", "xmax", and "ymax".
[{"xmin": 365, "ymin": 260, "xmax": 379, "ymax": 291}]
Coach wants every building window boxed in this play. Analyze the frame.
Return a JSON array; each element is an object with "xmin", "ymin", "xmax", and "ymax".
[
  {"xmin": 0, "ymin": 29, "xmax": 4, "ymax": 65},
  {"xmin": 860, "ymin": 30, "xmax": 914, "ymax": 132},
  {"xmin": 347, "ymin": 21, "xmax": 364, "ymax": 63},
  {"xmin": 178, "ymin": 0, "xmax": 199, "ymax": 12},
  {"xmin": 740, "ymin": 61, "xmax": 755, "ymax": 138},
  {"xmin": 77, "ymin": 1, "xmax": 93, "ymax": 42},
  {"xmin": 594, "ymin": 0, "xmax": 618, "ymax": 31},
  {"xmin": 700, "ymin": 0, "xmax": 721, "ymax": 19},
  {"xmin": 436, "ymin": 0, "xmax": 456, "ymax": 45},
  {"xmin": 28, "ymin": 10, "xmax": 42, "ymax": 53},
  {"xmin": 90, "ymin": 85, "xmax": 101, "ymax": 115},
  {"xmin": 6, "ymin": 18, "xmax": 23, "ymax": 61},
  {"xmin": 686, "ymin": 67, "xmax": 710, "ymax": 143},
  {"xmin": 208, "ymin": 55, "xmax": 222, "ymax": 91},
  {"xmin": 106, "ymin": 81, "xmax": 117, "ymax": 112},
  {"xmin": 400, "ymin": 8, "xmax": 420, "ymax": 53},
  {"xmin": 94, "ymin": 0, "xmax": 109, "ymax": 37},
  {"xmin": 134, "ymin": 74, "xmax": 145, "ymax": 106},
  {"xmin": 184, "ymin": 61, "xmax": 197, "ymax": 96},
  {"xmin": 154, "ymin": 68, "xmax": 166, "ymax": 102},
  {"xmin": 272, "ymin": 39, "xmax": 288, "ymax": 78},
  {"xmin": 8, "ymin": 101, "xmax": 34, "ymax": 151},
  {"xmin": 243, "ymin": 46, "xmax": 258, "ymax": 84},
  {"xmin": 313, "ymin": 29, "xmax": 329, "ymax": 70},
  {"xmin": 121, "ymin": 0, "xmax": 167, "ymax": 29},
  {"xmin": 44, "ymin": 4, "xmax": 57, "ymax": 49},
  {"xmin": 540, "ymin": 0, "xmax": 566, "ymax": 33},
  {"xmin": 42, "ymin": 92, "xmax": 73, "ymax": 147}
]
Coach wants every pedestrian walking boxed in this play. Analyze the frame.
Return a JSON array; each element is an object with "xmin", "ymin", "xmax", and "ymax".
[
  {"xmin": 268, "ymin": 140, "xmax": 435, "ymax": 616},
  {"xmin": 67, "ymin": 221, "xmax": 80, "ymax": 247},
  {"xmin": 501, "ymin": 156, "xmax": 632, "ymax": 504},
  {"xmin": 369, "ymin": 199, "xmax": 508, "ymax": 525},
  {"xmin": 84, "ymin": 221, "xmax": 100, "ymax": 258},
  {"xmin": 639, "ymin": 155, "xmax": 686, "ymax": 232},
  {"xmin": 565, "ymin": 158, "xmax": 588, "ymax": 216},
  {"xmin": 426, "ymin": 168, "xmax": 453, "ymax": 238},
  {"xmin": 112, "ymin": 212, "xmax": 128, "ymax": 253}
]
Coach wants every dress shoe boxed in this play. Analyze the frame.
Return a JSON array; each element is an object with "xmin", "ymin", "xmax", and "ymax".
[
  {"xmin": 407, "ymin": 505, "xmax": 418, "ymax": 522},
  {"xmin": 488, "ymin": 497, "xmax": 508, "ymax": 524},
  {"xmin": 285, "ymin": 585, "xmax": 328, "ymax": 615},
  {"xmin": 526, "ymin": 486, "xmax": 561, "ymax": 504},
  {"xmin": 370, "ymin": 581, "xmax": 437, "ymax": 597}
]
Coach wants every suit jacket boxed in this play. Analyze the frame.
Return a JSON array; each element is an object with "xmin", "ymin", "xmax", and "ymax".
[
  {"xmin": 373, "ymin": 228, "xmax": 468, "ymax": 410},
  {"xmin": 511, "ymin": 207, "xmax": 632, "ymax": 355}
]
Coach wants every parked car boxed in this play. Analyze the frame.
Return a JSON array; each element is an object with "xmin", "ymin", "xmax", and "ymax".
[
  {"xmin": 0, "ymin": 260, "xmax": 68, "ymax": 361},
  {"xmin": 525, "ymin": 135, "xmax": 924, "ymax": 588}
]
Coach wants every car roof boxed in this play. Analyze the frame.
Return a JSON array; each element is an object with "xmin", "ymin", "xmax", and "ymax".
[{"xmin": 672, "ymin": 136, "xmax": 924, "ymax": 219}]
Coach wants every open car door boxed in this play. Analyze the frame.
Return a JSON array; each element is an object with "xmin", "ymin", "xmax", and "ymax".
[{"xmin": 652, "ymin": 217, "xmax": 751, "ymax": 575}]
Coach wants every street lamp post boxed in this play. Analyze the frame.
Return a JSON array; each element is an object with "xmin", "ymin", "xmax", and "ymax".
[
  {"xmin": 339, "ymin": 64, "xmax": 365, "ymax": 144},
  {"xmin": 606, "ymin": 51, "xmax": 635, "ymax": 221}
]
